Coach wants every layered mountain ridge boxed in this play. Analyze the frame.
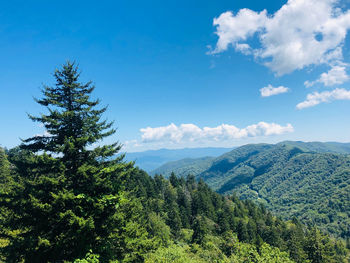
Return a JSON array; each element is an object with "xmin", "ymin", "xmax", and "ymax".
[{"xmin": 151, "ymin": 141, "xmax": 350, "ymax": 238}]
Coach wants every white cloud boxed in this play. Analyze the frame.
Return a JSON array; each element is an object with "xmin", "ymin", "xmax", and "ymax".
[
  {"xmin": 296, "ymin": 88, "xmax": 350, "ymax": 109},
  {"xmin": 235, "ymin": 43, "xmax": 253, "ymax": 55},
  {"xmin": 260, "ymin": 84, "xmax": 289, "ymax": 97},
  {"xmin": 210, "ymin": 0, "xmax": 350, "ymax": 75},
  {"xmin": 211, "ymin": 9, "xmax": 267, "ymax": 54},
  {"xmin": 140, "ymin": 122, "xmax": 294, "ymax": 144},
  {"xmin": 305, "ymin": 65, "xmax": 349, "ymax": 87}
]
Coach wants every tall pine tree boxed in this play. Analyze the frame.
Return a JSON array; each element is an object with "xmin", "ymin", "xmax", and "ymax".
[
  {"xmin": 0, "ymin": 62, "xmax": 134, "ymax": 262},
  {"xmin": 22, "ymin": 62, "xmax": 118, "ymax": 171}
]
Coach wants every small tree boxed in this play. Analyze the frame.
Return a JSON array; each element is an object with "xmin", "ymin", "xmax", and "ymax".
[
  {"xmin": 0, "ymin": 62, "xmax": 133, "ymax": 262},
  {"xmin": 191, "ymin": 216, "xmax": 208, "ymax": 245}
]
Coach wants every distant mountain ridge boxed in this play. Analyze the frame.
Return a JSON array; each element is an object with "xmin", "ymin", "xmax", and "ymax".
[
  {"xmin": 151, "ymin": 156, "xmax": 215, "ymax": 178},
  {"xmin": 151, "ymin": 141, "xmax": 350, "ymax": 238},
  {"xmin": 123, "ymin": 147, "xmax": 233, "ymax": 172},
  {"xmin": 278, "ymin": 141, "xmax": 350, "ymax": 154},
  {"xmin": 151, "ymin": 141, "xmax": 350, "ymax": 178}
]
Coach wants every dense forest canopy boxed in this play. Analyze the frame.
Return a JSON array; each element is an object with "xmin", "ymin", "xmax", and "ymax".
[
  {"xmin": 149, "ymin": 141, "xmax": 350, "ymax": 179},
  {"xmin": 153, "ymin": 142, "xmax": 350, "ymax": 241},
  {"xmin": 0, "ymin": 63, "xmax": 349, "ymax": 262}
]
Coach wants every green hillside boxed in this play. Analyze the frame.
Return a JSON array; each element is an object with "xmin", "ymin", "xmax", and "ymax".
[
  {"xmin": 152, "ymin": 141, "xmax": 350, "ymax": 181},
  {"xmin": 278, "ymin": 141, "xmax": 350, "ymax": 154},
  {"xmin": 206, "ymin": 145, "xmax": 350, "ymax": 239},
  {"xmin": 151, "ymin": 156, "xmax": 215, "ymax": 178},
  {"xmin": 154, "ymin": 142, "xmax": 350, "ymax": 239}
]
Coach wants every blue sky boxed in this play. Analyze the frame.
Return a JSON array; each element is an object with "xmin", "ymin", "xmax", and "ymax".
[{"xmin": 1, "ymin": 0, "xmax": 350, "ymax": 152}]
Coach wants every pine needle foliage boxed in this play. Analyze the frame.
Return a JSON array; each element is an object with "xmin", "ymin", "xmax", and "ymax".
[{"xmin": 0, "ymin": 62, "xmax": 133, "ymax": 262}]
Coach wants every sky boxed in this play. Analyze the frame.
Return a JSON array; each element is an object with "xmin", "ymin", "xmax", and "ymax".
[{"xmin": 1, "ymin": 0, "xmax": 350, "ymax": 152}]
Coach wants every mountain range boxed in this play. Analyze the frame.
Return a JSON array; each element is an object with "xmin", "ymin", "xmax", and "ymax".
[
  {"xmin": 150, "ymin": 141, "xmax": 350, "ymax": 238},
  {"xmin": 123, "ymin": 147, "xmax": 232, "ymax": 172}
]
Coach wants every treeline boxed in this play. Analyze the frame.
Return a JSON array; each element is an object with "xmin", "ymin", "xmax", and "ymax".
[
  {"xmin": 0, "ymin": 62, "xmax": 348, "ymax": 262},
  {"xmin": 123, "ymin": 170, "xmax": 348, "ymax": 262}
]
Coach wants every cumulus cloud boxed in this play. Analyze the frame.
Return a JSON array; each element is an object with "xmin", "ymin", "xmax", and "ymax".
[
  {"xmin": 260, "ymin": 84, "xmax": 289, "ymax": 97},
  {"xmin": 210, "ymin": 0, "xmax": 350, "ymax": 76},
  {"xmin": 304, "ymin": 65, "xmax": 349, "ymax": 87},
  {"xmin": 140, "ymin": 122, "xmax": 294, "ymax": 144},
  {"xmin": 211, "ymin": 9, "xmax": 267, "ymax": 54},
  {"xmin": 296, "ymin": 88, "xmax": 350, "ymax": 109}
]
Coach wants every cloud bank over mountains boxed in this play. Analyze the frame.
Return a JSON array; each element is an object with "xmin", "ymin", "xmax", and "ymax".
[
  {"xmin": 141, "ymin": 122, "xmax": 293, "ymax": 143},
  {"xmin": 210, "ymin": 0, "xmax": 350, "ymax": 108},
  {"xmin": 124, "ymin": 122, "xmax": 294, "ymax": 151}
]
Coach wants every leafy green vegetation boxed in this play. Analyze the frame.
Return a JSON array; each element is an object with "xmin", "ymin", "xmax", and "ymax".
[
  {"xmin": 153, "ymin": 141, "xmax": 350, "ymax": 182},
  {"xmin": 157, "ymin": 143, "xmax": 350, "ymax": 240},
  {"xmin": 0, "ymin": 62, "xmax": 348, "ymax": 262},
  {"xmin": 235, "ymin": 150, "xmax": 350, "ymax": 240},
  {"xmin": 279, "ymin": 141, "xmax": 350, "ymax": 154},
  {"xmin": 113, "ymin": 169, "xmax": 348, "ymax": 262}
]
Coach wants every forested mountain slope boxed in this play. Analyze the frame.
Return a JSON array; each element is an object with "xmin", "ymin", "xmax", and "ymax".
[
  {"xmin": 152, "ymin": 141, "xmax": 350, "ymax": 180},
  {"xmin": 278, "ymin": 141, "xmax": 350, "ymax": 154},
  {"xmin": 121, "ymin": 170, "xmax": 349, "ymax": 262},
  {"xmin": 155, "ymin": 142, "xmax": 350, "ymax": 239},
  {"xmin": 150, "ymin": 156, "xmax": 215, "ymax": 178}
]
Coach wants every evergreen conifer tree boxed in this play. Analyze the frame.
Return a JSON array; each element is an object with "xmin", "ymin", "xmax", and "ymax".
[
  {"xmin": 191, "ymin": 216, "xmax": 207, "ymax": 245},
  {"xmin": 0, "ymin": 62, "xmax": 133, "ymax": 262},
  {"xmin": 22, "ymin": 62, "xmax": 119, "ymax": 171}
]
